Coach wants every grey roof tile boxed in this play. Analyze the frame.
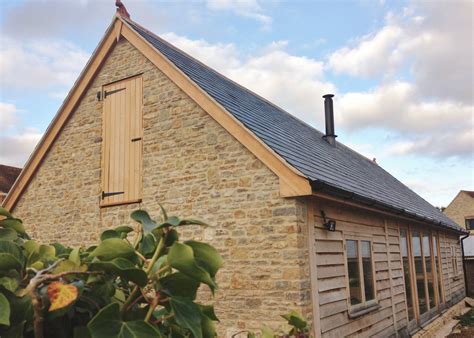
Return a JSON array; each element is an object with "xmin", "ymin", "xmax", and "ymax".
[{"xmin": 127, "ymin": 20, "xmax": 465, "ymax": 233}]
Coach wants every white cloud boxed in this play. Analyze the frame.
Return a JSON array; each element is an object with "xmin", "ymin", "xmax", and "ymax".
[
  {"xmin": 0, "ymin": 129, "xmax": 43, "ymax": 168},
  {"xmin": 0, "ymin": 37, "xmax": 90, "ymax": 90},
  {"xmin": 328, "ymin": 25, "xmax": 403, "ymax": 77},
  {"xmin": 338, "ymin": 82, "xmax": 473, "ymax": 158},
  {"xmin": 328, "ymin": 1, "xmax": 473, "ymax": 104},
  {"xmin": 206, "ymin": 0, "xmax": 272, "ymax": 29},
  {"xmin": 0, "ymin": 102, "xmax": 19, "ymax": 132},
  {"xmin": 163, "ymin": 33, "xmax": 335, "ymax": 127},
  {"xmin": 0, "ymin": 102, "xmax": 42, "ymax": 167}
]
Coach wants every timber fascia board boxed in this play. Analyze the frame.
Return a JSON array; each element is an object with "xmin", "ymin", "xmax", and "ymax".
[{"xmin": 2, "ymin": 15, "xmax": 312, "ymax": 211}]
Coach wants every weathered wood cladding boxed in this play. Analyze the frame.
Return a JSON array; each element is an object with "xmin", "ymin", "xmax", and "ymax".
[{"xmin": 309, "ymin": 197, "xmax": 465, "ymax": 337}]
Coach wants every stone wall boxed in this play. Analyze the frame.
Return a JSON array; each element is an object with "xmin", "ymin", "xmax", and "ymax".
[
  {"xmin": 12, "ymin": 38, "xmax": 312, "ymax": 335},
  {"xmin": 444, "ymin": 192, "xmax": 474, "ymax": 231}
]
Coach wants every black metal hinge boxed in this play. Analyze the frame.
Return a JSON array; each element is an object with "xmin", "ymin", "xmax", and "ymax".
[
  {"xmin": 102, "ymin": 191, "xmax": 124, "ymax": 199},
  {"xmin": 97, "ymin": 87, "xmax": 126, "ymax": 101}
]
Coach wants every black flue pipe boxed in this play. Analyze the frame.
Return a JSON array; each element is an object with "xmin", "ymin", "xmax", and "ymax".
[{"xmin": 323, "ymin": 94, "xmax": 337, "ymax": 145}]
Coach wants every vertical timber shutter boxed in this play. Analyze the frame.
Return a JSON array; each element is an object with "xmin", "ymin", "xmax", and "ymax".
[{"xmin": 101, "ymin": 75, "xmax": 143, "ymax": 206}]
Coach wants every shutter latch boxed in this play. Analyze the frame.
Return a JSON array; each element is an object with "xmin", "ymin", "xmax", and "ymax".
[{"xmin": 102, "ymin": 191, "xmax": 125, "ymax": 199}]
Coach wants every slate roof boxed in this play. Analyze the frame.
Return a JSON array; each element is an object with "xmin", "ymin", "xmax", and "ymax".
[{"xmin": 126, "ymin": 20, "xmax": 465, "ymax": 233}]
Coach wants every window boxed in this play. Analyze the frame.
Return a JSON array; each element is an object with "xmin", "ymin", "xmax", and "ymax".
[
  {"xmin": 466, "ymin": 218, "xmax": 474, "ymax": 230},
  {"xmin": 451, "ymin": 245, "xmax": 458, "ymax": 276},
  {"xmin": 402, "ymin": 228, "xmax": 444, "ymax": 325},
  {"xmin": 400, "ymin": 229, "xmax": 415, "ymax": 321},
  {"xmin": 346, "ymin": 239, "xmax": 376, "ymax": 313},
  {"xmin": 100, "ymin": 75, "xmax": 143, "ymax": 207}
]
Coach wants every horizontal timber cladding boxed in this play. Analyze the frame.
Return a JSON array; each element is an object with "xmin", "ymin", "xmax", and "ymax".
[
  {"xmin": 440, "ymin": 232, "xmax": 465, "ymax": 306},
  {"xmin": 309, "ymin": 197, "xmax": 465, "ymax": 338}
]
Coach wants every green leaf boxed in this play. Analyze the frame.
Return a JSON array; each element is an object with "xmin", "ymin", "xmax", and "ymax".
[
  {"xmin": 0, "ymin": 229, "xmax": 17, "ymax": 241},
  {"xmin": 158, "ymin": 203, "xmax": 168, "ymax": 222},
  {"xmin": 89, "ymin": 238, "xmax": 135, "ymax": 261},
  {"xmin": 201, "ymin": 315, "xmax": 216, "ymax": 338},
  {"xmin": 52, "ymin": 260, "xmax": 87, "ymax": 274},
  {"xmin": 0, "ymin": 292, "xmax": 11, "ymax": 326},
  {"xmin": 0, "ymin": 241, "xmax": 23, "ymax": 271},
  {"xmin": 179, "ymin": 219, "xmax": 209, "ymax": 227},
  {"xmin": 0, "ymin": 277, "xmax": 19, "ymax": 293},
  {"xmin": 87, "ymin": 303, "xmax": 162, "ymax": 338},
  {"xmin": 73, "ymin": 326, "xmax": 91, "ymax": 338},
  {"xmin": 0, "ymin": 320, "xmax": 25, "ymax": 337},
  {"xmin": 0, "ymin": 207, "xmax": 13, "ymax": 219},
  {"xmin": 164, "ymin": 229, "xmax": 179, "ymax": 247},
  {"xmin": 167, "ymin": 243, "xmax": 216, "ymax": 291},
  {"xmin": 184, "ymin": 241, "xmax": 223, "ymax": 278},
  {"xmin": 114, "ymin": 226, "xmax": 134, "ymax": 238},
  {"xmin": 90, "ymin": 258, "xmax": 148, "ymax": 286},
  {"xmin": 131, "ymin": 210, "xmax": 157, "ymax": 234},
  {"xmin": 7, "ymin": 294, "xmax": 33, "ymax": 326},
  {"xmin": 247, "ymin": 333, "xmax": 257, "ymax": 338},
  {"xmin": 160, "ymin": 272, "xmax": 200, "ymax": 300},
  {"xmin": 38, "ymin": 245, "xmax": 56, "ymax": 262},
  {"xmin": 139, "ymin": 234, "xmax": 156, "ymax": 256},
  {"xmin": 170, "ymin": 297, "xmax": 202, "ymax": 338},
  {"xmin": 261, "ymin": 327, "xmax": 274, "ymax": 338},
  {"xmin": 51, "ymin": 243, "xmax": 68, "ymax": 256},
  {"xmin": 100, "ymin": 230, "xmax": 120, "ymax": 241},
  {"xmin": 0, "ymin": 219, "xmax": 25, "ymax": 234},
  {"xmin": 199, "ymin": 304, "xmax": 219, "ymax": 322},
  {"xmin": 69, "ymin": 248, "xmax": 81, "ymax": 266},
  {"xmin": 281, "ymin": 311, "xmax": 307, "ymax": 330}
]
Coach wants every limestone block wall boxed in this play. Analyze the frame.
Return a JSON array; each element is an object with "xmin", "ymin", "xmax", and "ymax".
[
  {"xmin": 444, "ymin": 192, "xmax": 474, "ymax": 230},
  {"xmin": 12, "ymin": 39, "xmax": 312, "ymax": 335}
]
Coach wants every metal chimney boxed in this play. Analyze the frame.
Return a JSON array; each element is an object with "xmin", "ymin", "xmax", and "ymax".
[{"xmin": 322, "ymin": 94, "xmax": 337, "ymax": 145}]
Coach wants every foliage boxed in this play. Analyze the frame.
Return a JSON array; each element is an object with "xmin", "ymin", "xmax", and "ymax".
[
  {"xmin": 234, "ymin": 311, "xmax": 311, "ymax": 338},
  {"xmin": 0, "ymin": 205, "xmax": 223, "ymax": 338},
  {"xmin": 455, "ymin": 309, "xmax": 474, "ymax": 327}
]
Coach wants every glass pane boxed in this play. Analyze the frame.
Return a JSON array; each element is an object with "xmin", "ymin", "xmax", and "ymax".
[
  {"xmin": 433, "ymin": 235, "xmax": 443, "ymax": 304},
  {"xmin": 400, "ymin": 229, "xmax": 414, "ymax": 320},
  {"xmin": 413, "ymin": 231, "xmax": 428, "ymax": 314},
  {"xmin": 347, "ymin": 240, "xmax": 362, "ymax": 305},
  {"xmin": 423, "ymin": 233, "xmax": 435, "ymax": 309},
  {"xmin": 361, "ymin": 241, "xmax": 374, "ymax": 301}
]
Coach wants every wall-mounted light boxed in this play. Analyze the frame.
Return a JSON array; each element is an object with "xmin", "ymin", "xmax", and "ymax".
[{"xmin": 320, "ymin": 210, "xmax": 336, "ymax": 231}]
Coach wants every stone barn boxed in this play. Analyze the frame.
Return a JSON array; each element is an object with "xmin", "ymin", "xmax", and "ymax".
[{"xmin": 3, "ymin": 5, "xmax": 468, "ymax": 337}]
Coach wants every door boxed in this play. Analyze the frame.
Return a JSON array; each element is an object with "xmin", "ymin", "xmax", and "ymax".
[{"xmin": 100, "ymin": 75, "xmax": 143, "ymax": 207}]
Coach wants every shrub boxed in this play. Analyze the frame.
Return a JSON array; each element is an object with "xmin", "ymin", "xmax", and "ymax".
[{"xmin": 0, "ymin": 206, "xmax": 222, "ymax": 338}]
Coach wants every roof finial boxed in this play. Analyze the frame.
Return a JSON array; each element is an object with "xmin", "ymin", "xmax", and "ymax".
[{"xmin": 115, "ymin": 0, "xmax": 130, "ymax": 20}]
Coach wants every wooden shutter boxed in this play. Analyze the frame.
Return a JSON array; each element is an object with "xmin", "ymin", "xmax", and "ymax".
[{"xmin": 101, "ymin": 75, "xmax": 142, "ymax": 207}]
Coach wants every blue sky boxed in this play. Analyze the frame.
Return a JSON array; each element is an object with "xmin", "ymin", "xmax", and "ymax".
[{"xmin": 0, "ymin": 0, "xmax": 473, "ymax": 207}]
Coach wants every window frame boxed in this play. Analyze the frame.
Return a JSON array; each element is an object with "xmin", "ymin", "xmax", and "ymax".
[
  {"xmin": 465, "ymin": 217, "xmax": 474, "ymax": 230},
  {"xmin": 343, "ymin": 235, "xmax": 378, "ymax": 317},
  {"xmin": 401, "ymin": 226, "xmax": 445, "ymax": 328}
]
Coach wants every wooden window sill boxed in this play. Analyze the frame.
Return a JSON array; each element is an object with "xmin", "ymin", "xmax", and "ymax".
[
  {"xmin": 100, "ymin": 199, "xmax": 142, "ymax": 208},
  {"xmin": 348, "ymin": 302, "xmax": 380, "ymax": 319}
]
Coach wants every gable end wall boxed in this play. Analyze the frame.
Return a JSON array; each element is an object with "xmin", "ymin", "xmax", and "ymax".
[{"xmin": 12, "ymin": 39, "xmax": 312, "ymax": 335}]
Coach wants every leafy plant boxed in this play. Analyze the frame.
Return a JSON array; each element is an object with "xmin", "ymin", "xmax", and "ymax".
[
  {"xmin": 233, "ymin": 311, "xmax": 311, "ymax": 338},
  {"xmin": 0, "ymin": 205, "xmax": 223, "ymax": 338}
]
